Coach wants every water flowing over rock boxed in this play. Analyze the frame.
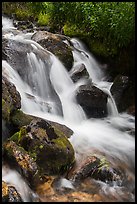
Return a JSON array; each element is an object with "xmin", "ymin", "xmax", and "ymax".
[
  {"xmin": 70, "ymin": 63, "xmax": 89, "ymax": 83},
  {"xmin": 31, "ymin": 31, "xmax": 74, "ymax": 71},
  {"xmin": 76, "ymin": 84, "xmax": 108, "ymax": 118},
  {"xmin": 67, "ymin": 155, "xmax": 122, "ymax": 185},
  {"xmin": 2, "ymin": 16, "xmax": 135, "ymax": 202}
]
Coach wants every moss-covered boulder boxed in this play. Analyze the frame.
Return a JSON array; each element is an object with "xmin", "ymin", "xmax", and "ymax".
[
  {"xmin": 2, "ymin": 181, "xmax": 23, "ymax": 202},
  {"xmin": 10, "ymin": 110, "xmax": 73, "ymax": 138},
  {"xmin": 31, "ymin": 31, "xmax": 74, "ymax": 71},
  {"xmin": 6, "ymin": 118, "xmax": 75, "ymax": 177}
]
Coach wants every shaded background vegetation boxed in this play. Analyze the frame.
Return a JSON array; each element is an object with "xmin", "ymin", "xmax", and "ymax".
[{"xmin": 2, "ymin": 2, "xmax": 135, "ymax": 76}]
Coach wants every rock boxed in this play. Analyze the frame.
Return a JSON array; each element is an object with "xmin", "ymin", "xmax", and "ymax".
[
  {"xmin": 3, "ymin": 140, "xmax": 41, "ymax": 188},
  {"xmin": 10, "ymin": 109, "xmax": 34, "ymax": 131},
  {"xmin": 31, "ymin": 31, "xmax": 74, "ymax": 71},
  {"xmin": 13, "ymin": 20, "xmax": 34, "ymax": 30},
  {"xmin": 48, "ymin": 120, "xmax": 73, "ymax": 139},
  {"xmin": 2, "ymin": 76, "xmax": 21, "ymax": 122},
  {"xmin": 2, "ymin": 181, "xmax": 23, "ymax": 202},
  {"xmin": 10, "ymin": 110, "xmax": 73, "ymax": 139},
  {"xmin": 2, "ymin": 38, "xmax": 8, "ymax": 60},
  {"xmin": 67, "ymin": 155, "xmax": 121, "ymax": 184},
  {"xmin": 110, "ymin": 75, "xmax": 135, "ymax": 113},
  {"xmin": 70, "ymin": 63, "xmax": 89, "ymax": 83},
  {"xmin": 7, "ymin": 118, "xmax": 75, "ymax": 176},
  {"xmin": 76, "ymin": 84, "xmax": 108, "ymax": 118}
]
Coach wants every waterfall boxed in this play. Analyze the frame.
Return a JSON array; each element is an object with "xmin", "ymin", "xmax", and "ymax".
[{"xmin": 2, "ymin": 16, "xmax": 135, "ymax": 202}]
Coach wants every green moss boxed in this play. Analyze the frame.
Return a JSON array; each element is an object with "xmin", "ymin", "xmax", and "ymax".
[
  {"xmin": 11, "ymin": 110, "xmax": 33, "ymax": 128},
  {"xmin": 10, "ymin": 126, "xmax": 27, "ymax": 144},
  {"xmin": 39, "ymin": 145, "xmax": 44, "ymax": 149},
  {"xmin": 10, "ymin": 132, "xmax": 20, "ymax": 143},
  {"xmin": 97, "ymin": 157, "xmax": 110, "ymax": 172}
]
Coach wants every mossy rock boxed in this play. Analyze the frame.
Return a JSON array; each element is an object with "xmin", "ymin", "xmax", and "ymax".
[
  {"xmin": 3, "ymin": 140, "xmax": 43, "ymax": 188},
  {"xmin": 10, "ymin": 109, "xmax": 34, "ymax": 129},
  {"xmin": 31, "ymin": 31, "xmax": 74, "ymax": 71},
  {"xmin": 10, "ymin": 118, "xmax": 75, "ymax": 176},
  {"xmin": 67, "ymin": 155, "xmax": 121, "ymax": 184}
]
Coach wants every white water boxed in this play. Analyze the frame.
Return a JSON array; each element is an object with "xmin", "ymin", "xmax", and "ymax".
[{"xmin": 2, "ymin": 17, "xmax": 135, "ymax": 202}]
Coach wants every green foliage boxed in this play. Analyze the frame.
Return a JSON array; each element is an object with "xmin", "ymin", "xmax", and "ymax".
[
  {"xmin": 37, "ymin": 13, "xmax": 50, "ymax": 26},
  {"xmin": 2, "ymin": 2, "xmax": 135, "ymax": 57}
]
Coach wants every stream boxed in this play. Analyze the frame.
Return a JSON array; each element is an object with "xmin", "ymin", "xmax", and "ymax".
[{"xmin": 2, "ymin": 16, "xmax": 135, "ymax": 202}]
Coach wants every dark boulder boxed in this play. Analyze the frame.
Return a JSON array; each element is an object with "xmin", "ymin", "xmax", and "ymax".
[
  {"xmin": 110, "ymin": 75, "xmax": 135, "ymax": 113},
  {"xmin": 76, "ymin": 84, "xmax": 108, "ymax": 118}
]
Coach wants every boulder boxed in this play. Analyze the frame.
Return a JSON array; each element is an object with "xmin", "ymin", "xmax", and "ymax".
[
  {"xmin": 10, "ymin": 110, "xmax": 73, "ymax": 138},
  {"xmin": 67, "ymin": 155, "xmax": 121, "ymax": 184},
  {"xmin": 110, "ymin": 75, "xmax": 135, "ymax": 113},
  {"xmin": 31, "ymin": 31, "xmax": 74, "ymax": 71},
  {"xmin": 2, "ymin": 38, "xmax": 8, "ymax": 60},
  {"xmin": 2, "ymin": 76, "xmax": 21, "ymax": 122},
  {"xmin": 3, "ymin": 140, "xmax": 41, "ymax": 188},
  {"xmin": 76, "ymin": 84, "xmax": 108, "ymax": 118},
  {"xmin": 4, "ymin": 118, "xmax": 75, "ymax": 178},
  {"xmin": 70, "ymin": 63, "xmax": 89, "ymax": 83}
]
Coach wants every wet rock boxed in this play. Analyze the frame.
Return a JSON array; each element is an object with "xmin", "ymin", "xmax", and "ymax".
[
  {"xmin": 13, "ymin": 20, "xmax": 34, "ymax": 30},
  {"xmin": 110, "ymin": 75, "xmax": 135, "ymax": 113},
  {"xmin": 31, "ymin": 31, "xmax": 74, "ymax": 71},
  {"xmin": 2, "ymin": 38, "xmax": 8, "ymax": 60},
  {"xmin": 38, "ymin": 190, "xmax": 103, "ymax": 202},
  {"xmin": 8, "ymin": 118, "xmax": 75, "ymax": 176},
  {"xmin": 76, "ymin": 84, "xmax": 108, "ymax": 118},
  {"xmin": 10, "ymin": 110, "xmax": 73, "ymax": 139},
  {"xmin": 2, "ymin": 180, "xmax": 23, "ymax": 202},
  {"xmin": 3, "ymin": 140, "xmax": 41, "ymax": 188},
  {"xmin": 2, "ymin": 37, "xmax": 63, "ymax": 116},
  {"xmin": 3, "ymin": 38, "xmax": 50, "ymax": 80},
  {"xmin": 48, "ymin": 120, "xmax": 73, "ymax": 139},
  {"xmin": 67, "ymin": 155, "xmax": 121, "ymax": 184},
  {"xmin": 10, "ymin": 109, "xmax": 34, "ymax": 131},
  {"xmin": 70, "ymin": 63, "xmax": 89, "ymax": 83},
  {"xmin": 2, "ymin": 76, "xmax": 21, "ymax": 122}
]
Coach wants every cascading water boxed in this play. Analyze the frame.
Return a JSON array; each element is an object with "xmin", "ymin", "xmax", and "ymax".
[{"xmin": 2, "ymin": 17, "xmax": 135, "ymax": 202}]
